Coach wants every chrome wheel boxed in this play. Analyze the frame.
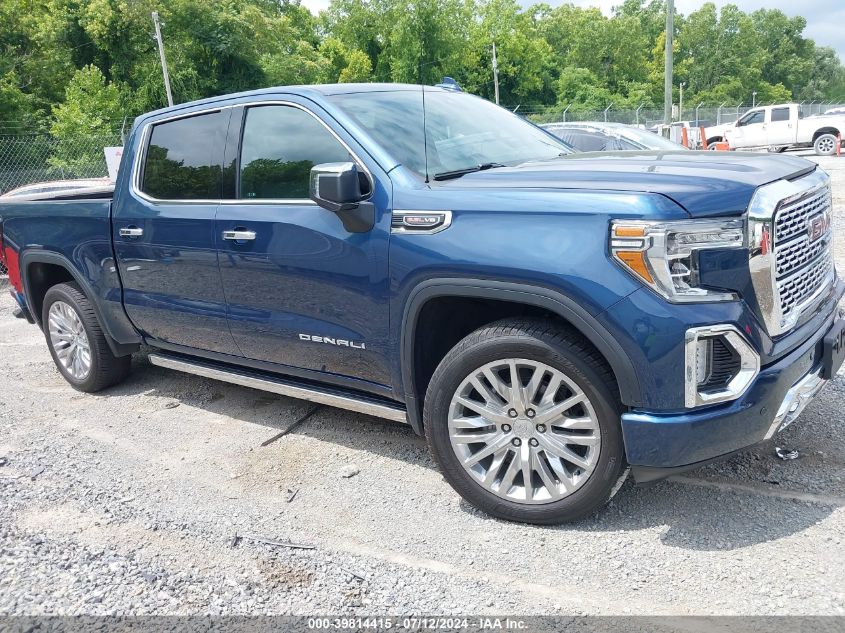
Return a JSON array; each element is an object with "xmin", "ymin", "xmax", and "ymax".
[
  {"xmin": 447, "ymin": 358, "xmax": 601, "ymax": 504},
  {"xmin": 817, "ymin": 136, "xmax": 836, "ymax": 154},
  {"xmin": 48, "ymin": 301, "xmax": 91, "ymax": 380}
]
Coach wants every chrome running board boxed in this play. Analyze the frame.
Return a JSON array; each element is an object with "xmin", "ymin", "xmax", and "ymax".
[{"xmin": 148, "ymin": 353, "xmax": 408, "ymax": 424}]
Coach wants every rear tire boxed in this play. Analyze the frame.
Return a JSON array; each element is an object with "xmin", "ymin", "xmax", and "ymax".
[
  {"xmin": 42, "ymin": 282, "xmax": 131, "ymax": 392},
  {"xmin": 814, "ymin": 133, "xmax": 838, "ymax": 156},
  {"xmin": 423, "ymin": 318, "xmax": 626, "ymax": 525}
]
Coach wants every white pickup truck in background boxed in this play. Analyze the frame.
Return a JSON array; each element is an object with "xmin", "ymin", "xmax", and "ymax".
[{"xmin": 705, "ymin": 103, "xmax": 845, "ymax": 155}]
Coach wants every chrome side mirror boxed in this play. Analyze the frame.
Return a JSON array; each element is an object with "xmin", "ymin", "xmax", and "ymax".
[
  {"xmin": 309, "ymin": 162, "xmax": 364, "ymax": 213},
  {"xmin": 309, "ymin": 162, "xmax": 374, "ymax": 233}
]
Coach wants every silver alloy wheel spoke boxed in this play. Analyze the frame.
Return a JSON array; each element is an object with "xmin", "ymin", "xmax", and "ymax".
[
  {"xmin": 48, "ymin": 301, "xmax": 91, "ymax": 381},
  {"xmin": 448, "ymin": 358, "xmax": 601, "ymax": 504}
]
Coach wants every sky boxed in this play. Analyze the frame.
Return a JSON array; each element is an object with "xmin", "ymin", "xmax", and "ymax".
[{"xmin": 298, "ymin": 0, "xmax": 845, "ymax": 62}]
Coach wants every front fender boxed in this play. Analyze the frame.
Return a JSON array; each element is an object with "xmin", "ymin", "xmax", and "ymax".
[{"xmin": 398, "ymin": 278, "xmax": 642, "ymax": 434}]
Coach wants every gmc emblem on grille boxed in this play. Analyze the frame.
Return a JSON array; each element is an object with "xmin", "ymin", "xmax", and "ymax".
[{"xmin": 807, "ymin": 212, "xmax": 831, "ymax": 243}]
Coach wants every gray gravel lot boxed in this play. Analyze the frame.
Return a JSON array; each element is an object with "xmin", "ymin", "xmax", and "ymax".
[{"xmin": 0, "ymin": 155, "xmax": 844, "ymax": 616}]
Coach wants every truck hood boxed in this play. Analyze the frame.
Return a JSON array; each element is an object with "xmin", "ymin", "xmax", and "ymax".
[{"xmin": 444, "ymin": 151, "xmax": 816, "ymax": 217}]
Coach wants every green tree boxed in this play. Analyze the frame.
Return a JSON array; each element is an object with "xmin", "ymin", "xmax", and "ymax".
[
  {"xmin": 385, "ymin": 0, "xmax": 471, "ymax": 84},
  {"xmin": 49, "ymin": 64, "xmax": 123, "ymax": 174},
  {"xmin": 460, "ymin": 0, "xmax": 556, "ymax": 105}
]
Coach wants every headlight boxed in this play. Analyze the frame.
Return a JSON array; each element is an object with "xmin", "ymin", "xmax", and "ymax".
[{"xmin": 610, "ymin": 219, "xmax": 744, "ymax": 302}]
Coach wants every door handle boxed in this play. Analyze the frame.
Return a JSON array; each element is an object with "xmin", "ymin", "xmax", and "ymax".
[
  {"xmin": 119, "ymin": 226, "xmax": 143, "ymax": 238},
  {"xmin": 222, "ymin": 229, "xmax": 256, "ymax": 241}
]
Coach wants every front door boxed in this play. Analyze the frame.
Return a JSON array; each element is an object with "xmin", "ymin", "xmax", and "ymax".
[
  {"xmin": 113, "ymin": 108, "xmax": 240, "ymax": 356},
  {"xmin": 216, "ymin": 102, "xmax": 392, "ymax": 388},
  {"xmin": 728, "ymin": 109, "xmax": 767, "ymax": 148}
]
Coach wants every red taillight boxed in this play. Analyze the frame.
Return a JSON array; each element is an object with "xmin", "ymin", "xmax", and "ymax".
[
  {"xmin": 0, "ymin": 221, "xmax": 22, "ymax": 292},
  {"xmin": 5, "ymin": 247, "xmax": 21, "ymax": 291}
]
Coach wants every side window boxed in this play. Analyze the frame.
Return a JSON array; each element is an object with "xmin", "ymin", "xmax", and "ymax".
[
  {"xmin": 239, "ymin": 105, "xmax": 352, "ymax": 200},
  {"xmin": 771, "ymin": 107, "xmax": 790, "ymax": 122},
  {"xmin": 140, "ymin": 111, "xmax": 227, "ymax": 200},
  {"xmin": 738, "ymin": 110, "xmax": 764, "ymax": 126}
]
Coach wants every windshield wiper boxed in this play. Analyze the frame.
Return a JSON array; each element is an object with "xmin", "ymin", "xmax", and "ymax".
[{"xmin": 433, "ymin": 162, "xmax": 506, "ymax": 181}]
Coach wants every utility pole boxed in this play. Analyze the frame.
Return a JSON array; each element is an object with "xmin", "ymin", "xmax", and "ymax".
[
  {"xmin": 664, "ymin": 0, "xmax": 674, "ymax": 124},
  {"xmin": 492, "ymin": 41, "xmax": 500, "ymax": 105},
  {"xmin": 152, "ymin": 11, "xmax": 174, "ymax": 107},
  {"xmin": 679, "ymin": 82, "xmax": 685, "ymax": 121},
  {"xmin": 752, "ymin": 91, "xmax": 757, "ymax": 108}
]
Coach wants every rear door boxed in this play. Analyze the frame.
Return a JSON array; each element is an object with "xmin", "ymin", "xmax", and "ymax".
[
  {"xmin": 767, "ymin": 106, "xmax": 795, "ymax": 146},
  {"xmin": 113, "ymin": 108, "xmax": 240, "ymax": 355},
  {"xmin": 215, "ymin": 101, "xmax": 392, "ymax": 388}
]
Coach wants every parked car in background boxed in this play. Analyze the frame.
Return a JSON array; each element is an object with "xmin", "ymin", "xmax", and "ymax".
[
  {"xmin": 824, "ymin": 107, "xmax": 845, "ymax": 116},
  {"xmin": 705, "ymin": 103, "xmax": 845, "ymax": 155},
  {"xmin": 2, "ymin": 84, "xmax": 842, "ymax": 524},
  {"xmin": 0, "ymin": 178, "xmax": 113, "ymax": 200},
  {"xmin": 542, "ymin": 122, "xmax": 685, "ymax": 152}
]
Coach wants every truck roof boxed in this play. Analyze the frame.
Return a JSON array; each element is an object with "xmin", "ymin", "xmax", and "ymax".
[{"xmin": 139, "ymin": 83, "xmax": 444, "ymax": 121}]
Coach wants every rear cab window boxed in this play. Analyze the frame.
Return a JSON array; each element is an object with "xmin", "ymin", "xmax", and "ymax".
[
  {"xmin": 771, "ymin": 107, "xmax": 790, "ymax": 123},
  {"xmin": 138, "ymin": 111, "xmax": 228, "ymax": 200}
]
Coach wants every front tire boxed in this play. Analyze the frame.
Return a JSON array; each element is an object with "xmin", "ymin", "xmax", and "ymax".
[
  {"xmin": 424, "ymin": 319, "xmax": 625, "ymax": 524},
  {"xmin": 42, "ymin": 282, "xmax": 131, "ymax": 392},
  {"xmin": 814, "ymin": 133, "xmax": 838, "ymax": 156}
]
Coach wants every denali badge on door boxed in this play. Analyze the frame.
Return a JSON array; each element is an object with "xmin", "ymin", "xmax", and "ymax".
[
  {"xmin": 299, "ymin": 333, "xmax": 366, "ymax": 350},
  {"xmin": 822, "ymin": 319, "xmax": 845, "ymax": 379}
]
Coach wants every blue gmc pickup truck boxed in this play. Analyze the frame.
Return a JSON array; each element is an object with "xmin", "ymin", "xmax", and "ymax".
[{"xmin": 1, "ymin": 83, "xmax": 843, "ymax": 524}]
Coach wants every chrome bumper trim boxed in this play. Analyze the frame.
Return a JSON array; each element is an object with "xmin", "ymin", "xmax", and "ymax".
[
  {"xmin": 764, "ymin": 365, "xmax": 827, "ymax": 440},
  {"xmin": 684, "ymin": 324, "xmax": 760, "ymax": 408}
]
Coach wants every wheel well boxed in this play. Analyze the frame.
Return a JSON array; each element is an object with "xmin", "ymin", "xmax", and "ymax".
[
  {"xmin": 26, "ymin": 262, "xmax": 74, "ymax": 323},
  {"xmin": 706, "ymin": 136, "xmax": 723, "ymax": 145},
  {"xmin": 813, "ymin": 127, "xmax": 840, "ymax": 142},
  {"xmin": 411, "ymin": 296, "xmax": 618, "ymax": 414}
]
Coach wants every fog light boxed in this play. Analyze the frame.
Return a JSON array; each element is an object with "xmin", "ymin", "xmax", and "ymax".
[
  {"xmin": 694, "ymin": 338, "xmax": 712, "ymax": 386},
  {"xmin": 684, "ymin": 325, "xmax": 760, "ymax": 408}
]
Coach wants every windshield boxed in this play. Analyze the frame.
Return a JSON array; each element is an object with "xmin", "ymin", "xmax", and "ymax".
[
  {"xmin": 615, "ymin": 127, "xmax": 684, "ymax": 150},
  {"xmin": 329, "ymin": 89, "xmax": 571, "ymax": 179}
]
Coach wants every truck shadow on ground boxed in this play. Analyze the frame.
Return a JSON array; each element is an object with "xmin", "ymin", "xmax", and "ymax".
[{"xmin": 98, "ymin": 352, "xmax": 840, "ymax": 554}]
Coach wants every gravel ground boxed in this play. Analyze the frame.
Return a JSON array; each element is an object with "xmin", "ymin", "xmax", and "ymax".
[{"xmin": 0, "ymin": 155, "xmax": 844, "ymax": 617}]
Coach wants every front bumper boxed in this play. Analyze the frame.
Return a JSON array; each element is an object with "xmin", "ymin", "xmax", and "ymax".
[{"xmin": 622, "ymin": 307, "xmax": 838, "ymax": 479}]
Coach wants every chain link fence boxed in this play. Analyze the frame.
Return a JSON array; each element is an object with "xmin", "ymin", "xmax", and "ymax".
[
  {"xmin": 2, "ymin": 102, "xmax": 845, "ymax": 195},
  {"xmin": 523, "ymin": 102, "xmax": 845, "ymax": 128},
  {"xmin": 0, "ymin": 132, "xmax": 123, "ymax": 280},
  {"xmin": 0, "ymin": 132, "xmax": 123, "ymax": 196}
]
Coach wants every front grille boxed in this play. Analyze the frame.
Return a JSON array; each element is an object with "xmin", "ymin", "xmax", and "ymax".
[
  {"xmin": 775, "ymin": 231, "xmax": 830, "ymax": 277},
  {"xmin": 775, "ymin": 186, "xmax": 831, "ymax": 243},
  {"xmin": 773, "ymin": 185, "xmax": 834, "ymax": 322},
  {"xmin": 777, "ymin": 251, "xmax": 834, "ymax": 317}
]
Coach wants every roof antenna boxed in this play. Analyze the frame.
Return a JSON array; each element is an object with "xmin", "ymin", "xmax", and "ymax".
[
  {"xmin": 421, "ymin": 83, "xmax": 430, "ymax": 184},
  {"xmin": 419, "ymin": 44, "xmax": 430, "ymax": 184}
]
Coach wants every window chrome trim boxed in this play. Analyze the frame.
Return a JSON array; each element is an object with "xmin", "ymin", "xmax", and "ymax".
[
  {"xmin": 684, "ymin": 324, "xmax": 760, "ymax": 408},
  {"xmin": 747, "ymin": 168, "xmax": 833, "ymax": 336},
  {"xmin": 131, "ymin": 100, "xmax": 375, "ymax": 206}
]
